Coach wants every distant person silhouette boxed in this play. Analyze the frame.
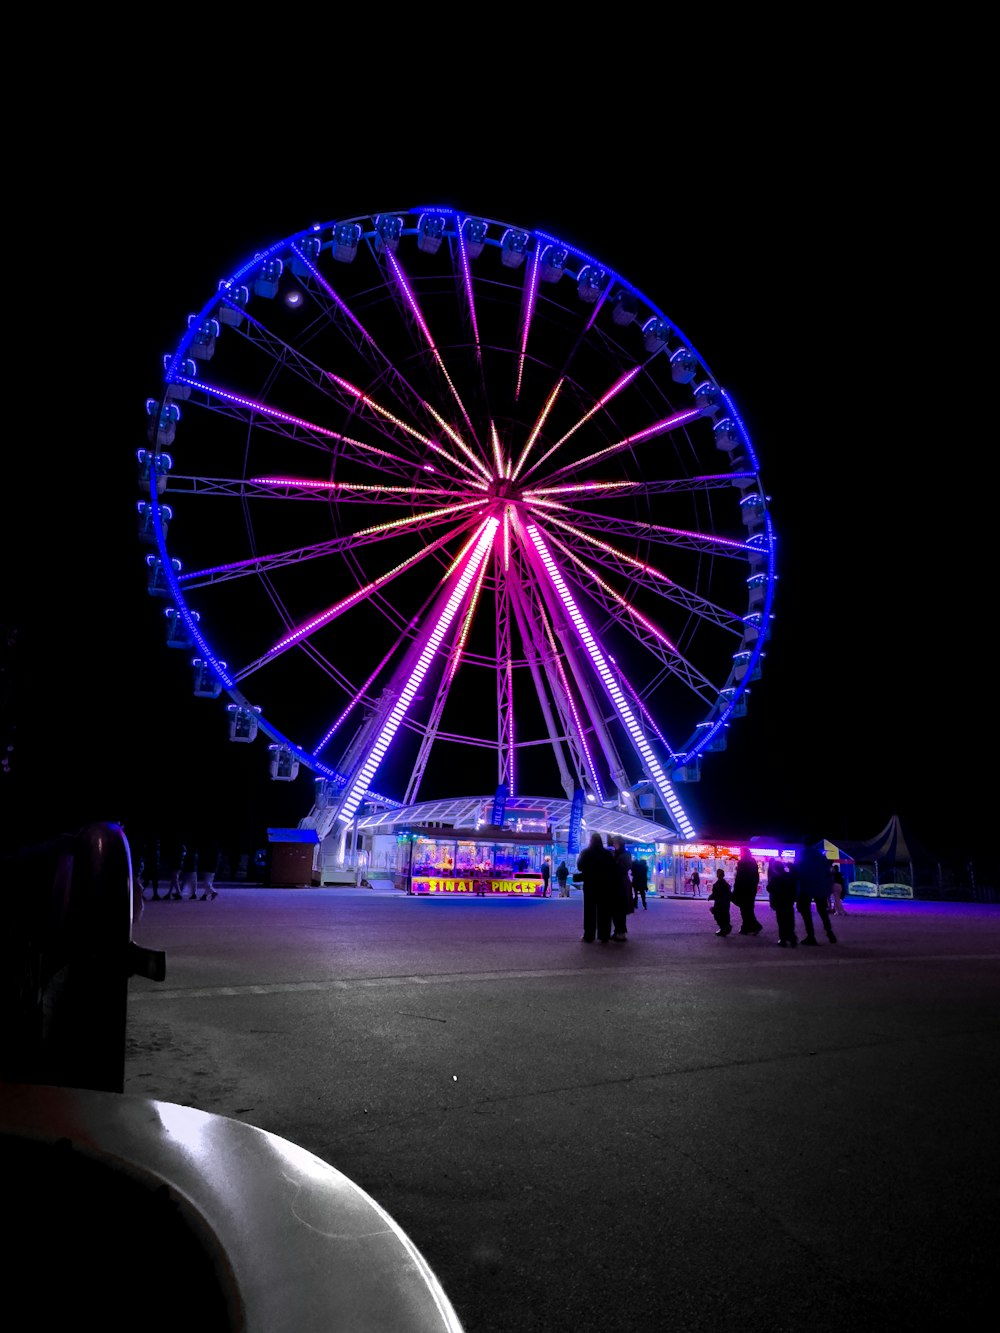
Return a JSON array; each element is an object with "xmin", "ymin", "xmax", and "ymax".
[
  {"xmin": 540, "ymin": 859, "xmax": 551, "ymax": 897},
  {"xmin": 198, "ymin": 838, "xmax": 221, "ymax": 900},
  {"xmin": 556, "ymin": 860, "xmax": 570, "ymax": 897},
  {"xmin": 709, "ymin": 867, "xmax": 732, "ymax": 936},
  {"xmin": 573, "ymin": 834, "xmax": 615, "ymax": 943},
  {"xmin": 831, "ymin": 864, "xmax": 849, "ymax": 915},
  {"xmin": 795, "ymin": 845, "xmax": 837, "ymax": 945},
  {"xmin": 733, "ymin": 849, "xmax": 764, "ymax": 935},
  {"xmin": 632, "ymin": 857, "xmax": 649, "ymax": 909},
  {"xmin": 609, "ymin": 836, "xmax": 633, "ymax": 940},
  {"xmin": 767, "ymin": 857, "xmax": 798, "ymax": 946},
  {"xmin": 179, "ymin": 843, "xmax": 199, "ymax": 901}
]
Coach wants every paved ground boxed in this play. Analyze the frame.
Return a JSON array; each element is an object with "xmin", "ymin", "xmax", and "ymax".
[{"xmin": 126, "ymin": 888, "xmax": 999, "ymax": 1332}]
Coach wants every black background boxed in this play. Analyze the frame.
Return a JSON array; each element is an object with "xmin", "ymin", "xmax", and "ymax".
[{"xmin": 2, "ymin": 65, "xmax": 991, "ymax": 877}]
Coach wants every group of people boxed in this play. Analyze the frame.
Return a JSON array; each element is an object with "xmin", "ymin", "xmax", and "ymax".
[
  {"xmin": 571, "ymin": 834, "xmax": 650, "ymax": 943},
  {"xmin": 138, "ymin": 836, "xmax": 221, "ymax": 902},
  {"xmin": 709, "ymin": 846, "xmax": 844, "ymax": 947}
]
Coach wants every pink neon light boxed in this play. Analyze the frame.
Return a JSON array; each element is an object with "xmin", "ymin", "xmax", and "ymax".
[
  {"xmin": 456, "ymin": 216, "xmax": 482, "ymax": 351},
  {"xmin": 338, "ymin": 519, "xmax": 500, "ymax": 820},
  {"xmin": 525, "ymin": 523, "xmax": 694, "ymax": 837},
  {"xmin": 515, "ymin": 247, "xmax": 541, "ymax": 402},
  {"xmin": 507, "ymin": 511, "xmax": 603, "ymax": 799},
  {"xmin": 522, "ymin": 365, "xmax": 642, "ymax": 481},
  {"xmin": 383, "ymin": 248, "xmax": 480, "ymax": 448}
]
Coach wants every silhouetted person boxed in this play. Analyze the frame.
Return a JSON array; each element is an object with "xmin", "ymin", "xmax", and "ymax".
[
  {"xmin": 767, "ymin": 858, "xmax": 798, "ymax": 946},
  {"xmin": 573, "ymin": 834, "xmax": 615, "ymax": 943},
  {"xmin": 198, "ymin": 838, "xmax": 221, "ymax": 900},
  {"xmin": 609, "ymin": 836, "xmax": 633, "ymax": 940},
  {"xmin": 141, "ymin": 837, "xmax": 162, "ymax": 900},
  {"xmin": 556, "ymin": 861, "xmax": 570, "ymax": 897},
  {"xmin": 632, "ymin": 857, "xmax": 649, "ymax": 909},
  {"xmin": 179, "ymin": 843, "xmax": 199, "ymax": 901},
  {"xmin": 831, "ymin": 864, "xmax": 849, "ymax": 916},
  {"xmin": 690, "ymin": 868, "xmax": 701, "ymax": 896},
  {"xmin": 709, "ymin": 867, "xmax": 732, "ymax": 935},
  {"xmin": 540, "ymin": 859, "xmax": 551, "ymax": 897},
  {"xmin": 795, "ymin": 845, "xmax": 837, "ymax": 945},
  {"xmin": 733, "ymin": 849, "xmax": 763, "ymax": 935},
  {"xmin": 164, "ymin": 836, "xmax": 185, "ymax": 900}
]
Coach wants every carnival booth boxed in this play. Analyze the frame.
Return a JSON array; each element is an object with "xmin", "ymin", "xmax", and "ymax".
[{"xmin": 402, "ymin": 825, "xmax": 551, "ymax": 897}]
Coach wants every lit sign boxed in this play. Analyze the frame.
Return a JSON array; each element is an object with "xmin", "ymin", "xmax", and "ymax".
[
  {"xmin": 412, "ymin": 877, "xmax": 542, "ymax": 897},
  {"xmin": 878, "ymin": 882, "xmax": 914, "ymax": 899},
  {"xmin": 850, "ymin": 880, "xmax": 878, "ymax": 897}
]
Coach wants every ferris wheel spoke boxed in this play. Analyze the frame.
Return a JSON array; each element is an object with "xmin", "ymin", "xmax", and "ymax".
[
  {"xmin": 520, "ymin": 521, "xmax": 696, "ymax": 838},
  {"xmin": 546, "ymin": 524, "xmax": 744, "ymax": 634},
  {"xmin": 230, "ymin": 514, "xmax": 487, "ymax": 682},
  {"xmin": 329, "ymin": 518, "xmax": 501, "ymax": 825},
  {"xmin": 551, "ymin": 548, "xmax": 721, "ymax": 703},
  {"xmin": 173, "ymin": 376, "xmax": 431, "ymax": 481},
  {"xmin": 404, "ymin": 555, "xmax": 492, "ymax": 805},
  {"xmin": 541, "ymin": 407, "xmax": 706, "ymax": 486},
  {"xmin": 178, "ymin": 503, "xmax": 484, "ymax": 591},
  {"xmin": 381, "ymin": 246, "xmax": 486, "ymax": 464},
  {"xmin": 537, "ymin": 503, "xmax": 756, "ymax": 560},
  {"xmin": 519, "ymin": 366, "xmax": 642, "ymax": 483},
  {"xmin": 506, "ymin": 549, "xmax": 604, "ymax": 800},
  {"xmin": 326, "ymin": 372, "xmax": 493, "ymax": 486},
  {"xmin": 284, "ymin": 241, "xmax": 460, "ymax": 436}
]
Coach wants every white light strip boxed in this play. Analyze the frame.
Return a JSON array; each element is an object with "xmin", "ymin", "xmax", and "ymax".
[
  {"xmin": 338, "ymin": 518, "xmax": 500, "ymax": 821},
  {"xmin": 526, "ymin": 524, "xmax": 694, "ymax": 837}
]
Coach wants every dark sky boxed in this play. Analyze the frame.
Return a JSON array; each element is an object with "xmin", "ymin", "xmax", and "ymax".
[{"xmin": 3, "ymin": 90, "xmax": 990, "ymax": 874}]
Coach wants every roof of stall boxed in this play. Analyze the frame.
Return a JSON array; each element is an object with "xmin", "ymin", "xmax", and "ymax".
[{"xmin": 355, "ymin": 794, "xmax": 677, "ymax": 845}]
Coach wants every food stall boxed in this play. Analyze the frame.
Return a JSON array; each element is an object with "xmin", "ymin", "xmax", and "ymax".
[{"xmin": 402, "ymin": 824, "xmax": 552, "ymax": 897}]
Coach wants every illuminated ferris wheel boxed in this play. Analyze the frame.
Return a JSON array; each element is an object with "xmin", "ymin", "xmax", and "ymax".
[{"xmin": 138, "ymin": 208, "xmax": 776, "ymax": 841}]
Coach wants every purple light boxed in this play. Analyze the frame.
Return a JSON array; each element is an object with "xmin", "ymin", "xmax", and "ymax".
[
  {"xmin": 525, "ymin": 523, "xmax": 694, "ymax": 838},
  {"xmin": 515, "ymin": 246, "xmax": 542, "ymax": 402},
  {"xmin": 337, "ymin": 519, "xmax": 500, "ymax": 821},
  {"xmin": 383, "ymin": 247, "xmax": 480, "ymax": 449}
]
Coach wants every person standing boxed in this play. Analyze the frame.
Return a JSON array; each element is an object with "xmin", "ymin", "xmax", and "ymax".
[
  {"xmin": 198, "ymin": 837, "xmax": 221, "ymax": 901},
  {"xmin": 733, "ymin": 849, "xmax": 764, "ymax": 935},
  {"xmin": 767, "ymin": 858, "xmax": 798, "ymax": 947},
  {"xmin": 572, "ymin": 833, "xmax": 615, "ymax": 942},
  {"xmin": 540, "ymin": 859, "xmax": 551, "ymax": 897},
  {"xmin": 609, "ymin": 836, "xmax": 633, "ymax": 940},
  {"xmin": 795, "ymin": 844, "xmax": 837, "ymax": 945},
  {"xmin": 141, "ymin": 836, "xmax": 162, "ymax": 901},
  {"xmin": 831, "ymin": 864, "xmax": 849, "ymax": 916},
  {"xmin": 164, "ymin": 836, "xmax": 185, "ymax": 900},
  {"xmin": 179, "ymin": 842, "xmax": 199, "ymax": 901},
  {"xmin": 690, "ymin": 868, "xmax": 701, "ymax": 897},
  {"xmin": 632, "ymin": 856, "xmax": 649, "ymax": 910},
  {"xmin": 555, "ymin": 860, "xmax": 570, "ymax": 898},
  {"xmin": 708, "ymin": 867, "xmax": 732, "ymax": 936}
]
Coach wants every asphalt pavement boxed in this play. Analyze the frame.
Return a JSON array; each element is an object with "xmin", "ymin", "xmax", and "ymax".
[{"xmin": 125, "ymin": 887, "xmax": 999, "ymax": 1332}]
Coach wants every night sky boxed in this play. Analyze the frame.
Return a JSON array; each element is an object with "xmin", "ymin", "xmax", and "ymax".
[{"xmin": 3, "ymin": 89, "xmax": 990, "ymax": 877}]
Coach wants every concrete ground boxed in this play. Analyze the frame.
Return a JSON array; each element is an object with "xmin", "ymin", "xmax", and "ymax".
[{"xmin": 125, "ymin": 888, "xmax": 999, "ymax": 1332}]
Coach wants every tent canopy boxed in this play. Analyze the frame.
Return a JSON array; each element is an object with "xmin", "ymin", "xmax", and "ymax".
[{"xmin": 836, "ymin": 814, "xmax": 915, "ymax": 867}]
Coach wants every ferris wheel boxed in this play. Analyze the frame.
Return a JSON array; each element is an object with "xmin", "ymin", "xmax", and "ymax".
[{"xmin": 138, "ymin": 207, "xmax": 776, "ymax": 842}]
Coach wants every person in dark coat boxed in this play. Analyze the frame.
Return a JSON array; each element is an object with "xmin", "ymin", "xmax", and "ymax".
[
  {"xmin": 632, "ymin": 857, "xmax": 649, "ymax": 910},
  {"xmin": 795, "ymin": 844, "xmax": 837, "ymax": 945},
  {"xmin": 732, "ymin": 849, "xmax": 764, "ymax": 935},
  {"xmin": 572, "ymin": 834, "xmax": 615, "ymax": 943},
  {"xmin": 767, "ymin": 858, "xmax": 798, "ymax": 946},
  {"xmin": 609, "ymin": 836, "xmax": 633, "ymax": 940},
  {"xmin": 555, "ymin": 861, "xmax": 570, "ymax": 897},
  {"xmin": 540, "ymin": 859, "xmax": 551, "ymax": 897},
  {"xmin": 708, "ymin": 867, "xmax": 732, "ymax": 935}
]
